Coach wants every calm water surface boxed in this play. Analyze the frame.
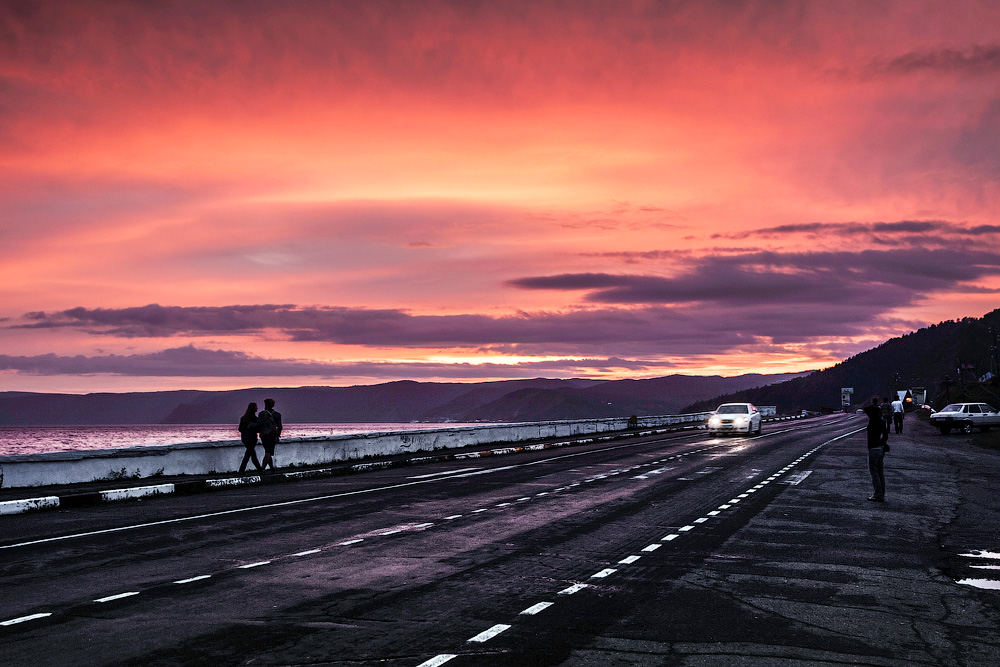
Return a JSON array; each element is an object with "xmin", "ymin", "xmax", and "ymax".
[{"xmin": 0, "ymin": 423, "xmax": 487, "ymax": 456}]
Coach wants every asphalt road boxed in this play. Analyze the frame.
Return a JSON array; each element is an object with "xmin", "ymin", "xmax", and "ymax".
[{"xmin": 2, "ymin": 414, "xmax": 999, "ymax": 666}]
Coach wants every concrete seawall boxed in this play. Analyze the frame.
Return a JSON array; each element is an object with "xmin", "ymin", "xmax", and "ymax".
[{"xmin": 0, "ymin": 414, "xmax": 710, "ymax": 489}]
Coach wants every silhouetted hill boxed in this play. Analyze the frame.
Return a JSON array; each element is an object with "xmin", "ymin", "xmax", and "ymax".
[
  {"xmin": 469, "ymin": 388, "xmax": 617, "ymax": 422},
  {"xmin": 457, "ymin": 373, "xmax": 807, "ymax": 421},
  {"xmin": 682, "ymin": 309, "xmax": 1000, "ymax": 414},
  {"xmin": 0, "ymin": 373, "xmax": 804, "ymax": 425}
]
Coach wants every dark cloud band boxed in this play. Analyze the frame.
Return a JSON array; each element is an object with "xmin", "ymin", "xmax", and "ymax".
[{"xmin": 0, "ymin": 345, "xmax": 670, "ymax": 379}]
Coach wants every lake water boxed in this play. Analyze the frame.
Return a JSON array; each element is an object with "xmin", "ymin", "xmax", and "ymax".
[{"xmin": 0, "ymin": 423, "xmax": 488, "ymax": 457}]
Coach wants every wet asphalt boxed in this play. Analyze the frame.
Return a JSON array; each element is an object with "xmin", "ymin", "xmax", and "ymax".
[{"xmin": 1, "ymin": 415, "xmax": 999, "ymax": 666}]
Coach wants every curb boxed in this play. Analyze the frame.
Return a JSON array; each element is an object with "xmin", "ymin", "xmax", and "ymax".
[{"xmin": 0, "ymin": 416, "xmax": 806, "ymax": 517}]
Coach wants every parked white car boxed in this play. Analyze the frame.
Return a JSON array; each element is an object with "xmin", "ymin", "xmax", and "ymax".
[
  {"xmin": 707, "ymin": 402, "xmax": 762, "ymax": 436},
  {"xmin": 929, "ymin": 403, "xmax": 1000, "ymax": 434}
]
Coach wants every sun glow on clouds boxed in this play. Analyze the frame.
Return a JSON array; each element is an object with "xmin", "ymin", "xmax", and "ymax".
[{"xmin": 3, "ymin": 1, "xmax": 1000, "ymax": 392}]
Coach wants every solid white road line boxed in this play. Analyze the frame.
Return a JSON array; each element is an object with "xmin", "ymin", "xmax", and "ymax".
[
  {"xmin": 5, "ymin": 441, "xmax": 671, "ymax": 551},
  {"xmin": 409, "ymin": 468, "xmax": 481, "ymax": 479}
]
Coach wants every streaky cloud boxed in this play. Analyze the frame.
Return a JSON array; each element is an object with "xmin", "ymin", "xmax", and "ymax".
[
  {"xmin": 0, "ymin": 345, "xmax": 673, "ymax": 379},
  {"xmin": 874, "ymin": 44, "xmax": 1000, "ymax": 77}
]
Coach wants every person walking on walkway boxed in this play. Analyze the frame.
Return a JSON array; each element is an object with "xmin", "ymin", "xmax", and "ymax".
[
  {"xmin": 258, "ymin": 397, "xmax": 283, "ymax": 471},
  {"xmin": 891, "ymin": 395, "xmax": 905, "ymax": 434},
  {"xmin": 238, "ymin": 402, "xmax": 265, "ymax": 475},
  {"xmin": 880, "ymin": 397, "xmax": 893, "ymax": 436},
  {"xmin": 863, "ymin": 397, "xmax": 889, "ymax": 502}
]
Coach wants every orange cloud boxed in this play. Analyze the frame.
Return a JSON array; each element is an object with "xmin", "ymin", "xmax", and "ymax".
[{"xmin": 4, "ymin": 1, "xmax": 1000, "ymax": 391}]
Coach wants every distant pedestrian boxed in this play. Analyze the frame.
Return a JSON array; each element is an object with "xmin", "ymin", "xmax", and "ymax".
[
  {"xmin": 258, "ymin": 397, "xmax": 283, "ymax": 471},
  {"xmin": 238, "ymin": 402, "xmax": 265, "ymax": 475},
  {"xmin": 880, "ymin": 397, "xmax": 893, "ymax": 435},
  {"xmin": 891, "ymin": 396, "xmax": 905, "ymax": 433},
  {"xmin": 862, "ymin": 398, "xmax": 889, "ymax": 502}
]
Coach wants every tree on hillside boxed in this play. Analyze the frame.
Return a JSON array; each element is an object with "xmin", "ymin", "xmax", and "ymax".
[{"xmin": 681, "ymin": 309, "xmax": 1000, "ymax": 414}]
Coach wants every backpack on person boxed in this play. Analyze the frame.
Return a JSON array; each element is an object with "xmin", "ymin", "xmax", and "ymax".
[{"xmin": 258, "ymin": 409, "xmax": 277, "ymax": 440}]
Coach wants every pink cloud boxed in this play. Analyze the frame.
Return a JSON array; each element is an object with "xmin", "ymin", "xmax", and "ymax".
[{"xmin": 4, "ymin": 1, "xmax": 1000, "ymax": 391}]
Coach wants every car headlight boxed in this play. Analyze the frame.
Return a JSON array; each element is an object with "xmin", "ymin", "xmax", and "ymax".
[
  {"xmin": 709, "ymin": 417, "xmax": 721, "ymax": 426},
  {"xmin": 736, "ymin": 417, "xmax": 748, "ymax": 424}
]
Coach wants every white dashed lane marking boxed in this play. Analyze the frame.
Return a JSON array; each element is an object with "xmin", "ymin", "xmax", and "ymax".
[
  {"xmin": 1, "ymin": 613, "xmax": 52, "ymax": 626},
  {"xmin": 467, "ymin": 623, "xmax": 511, "ymax": 643},
  {"xmin": 237, "ymin": 561, "xmax": 271, "ymax": 569},
  {"xmin": 174, "ymin": 575, "xmax": 211, "ymax": 584},
  {"xmin": 559, "ymin": 583, "xmax": 588, "ymax": 595},
  {"xmin": 94, "ymin": 591, "xmax": 140, "ymax": 603},
  {"xmin": 416, "ymin": 655, "xmax": 457, "ymax": 667},
  {"xmin": 519, "ymin": 601, "xmax": 554, "ymax": 616}
]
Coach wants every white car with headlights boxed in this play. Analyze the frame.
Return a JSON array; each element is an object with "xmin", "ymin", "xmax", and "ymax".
[
  {"xmin": 707, "ymin": 402, "xmax": 762, "ymax": 436},
  {"xmin": 929, "ymin": 403, "xmax": 1000, "ymax": 434}
]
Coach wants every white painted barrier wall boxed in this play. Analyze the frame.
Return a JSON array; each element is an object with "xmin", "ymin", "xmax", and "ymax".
[{"xmin": 0, "ymin": 413, "xmax": 710, "ymax": 489}]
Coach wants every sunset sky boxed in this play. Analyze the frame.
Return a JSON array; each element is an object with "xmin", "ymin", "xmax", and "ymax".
[{"xmin": 2, "ymin": 0, "xmax": 1000, "ymax": 394}]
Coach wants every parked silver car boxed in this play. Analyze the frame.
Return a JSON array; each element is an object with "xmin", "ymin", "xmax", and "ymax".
[
  {"xmin": 707, "ymin": 402, "xmax": 762, "ymax": 435},
  {"xmin": 929, "ymin": 403, "xmax": 1000, "ymax": 434}
]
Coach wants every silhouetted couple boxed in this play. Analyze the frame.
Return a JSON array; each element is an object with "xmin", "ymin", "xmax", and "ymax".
[
  {"xmin": 237, "ymin": 398, "xmax": 283, "ymax": 475},
  {"xmin": 862, "ymin": 397, "xmax": 890, "ymax": 502}
]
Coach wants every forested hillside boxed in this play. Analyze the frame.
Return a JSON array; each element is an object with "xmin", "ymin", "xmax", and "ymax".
[{"xmin": 683, "ymin": 309, "xmax": 1000, "ymax": 414}]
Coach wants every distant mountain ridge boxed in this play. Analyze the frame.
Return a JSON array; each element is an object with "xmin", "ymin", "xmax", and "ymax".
[
  {"xmin": 682, "ymin": 308, "xmax": 1000, "ymax": 414},
  {"xmin": 0, "ymin": 373, "xmax": 806, "ymax": 426}
]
